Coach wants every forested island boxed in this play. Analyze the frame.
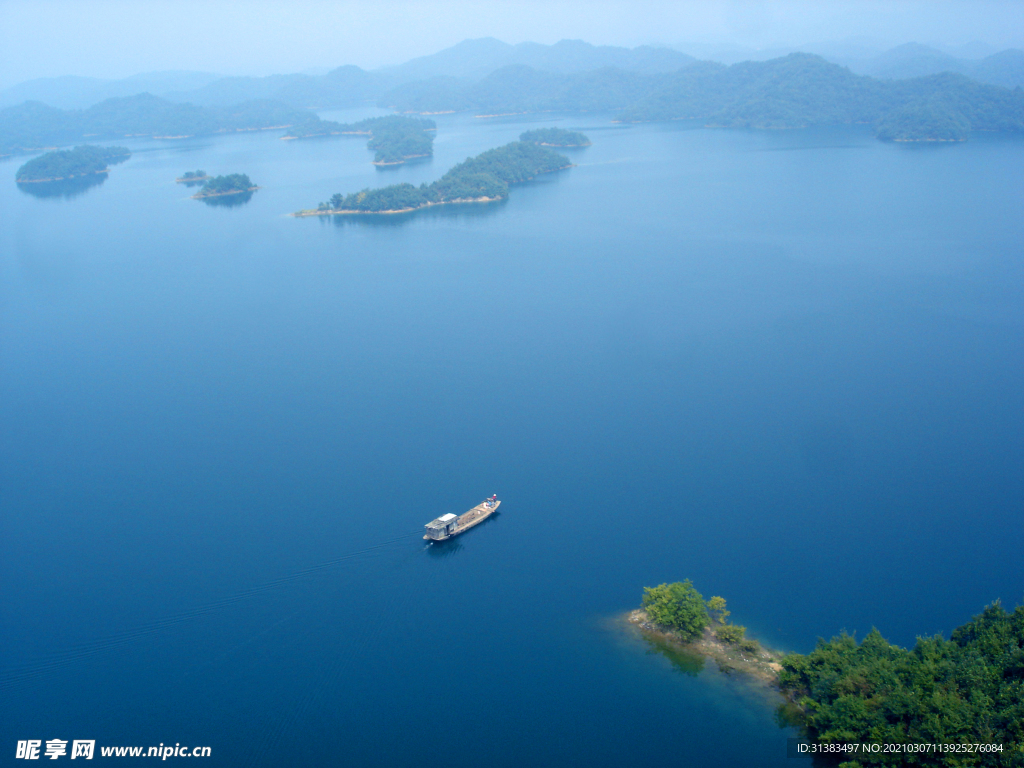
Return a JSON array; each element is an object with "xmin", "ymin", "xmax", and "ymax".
[
  {"xmin": 631, "ymin": 581, "xmax": 1024, "ymax": 767},
  {"xmin": 191, "ymin": 174, "xmax": 257, "ymax": 199},
  {"xmin": 15, "ymin": 145, "xmax": 130, "ymax": 182},
  {"xmin": 282, "ymin": 115, "xmax": 436, "ymax": 165},
  {"xmin": 296, "ymin": 140, "xmax": 570, "ymax": 216},
  {"xmin": 176, "ymin": 169, "xmax": 211, "ymax": 183},
  {"xmin": 519, "ymin": 127, "xmax": 591, "ymax": 146},
  {"xmin": 0, "ymin": 94, "xmax": 312, "ymax": 156}
]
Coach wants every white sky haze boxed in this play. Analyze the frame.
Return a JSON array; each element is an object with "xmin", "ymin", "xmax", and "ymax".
[{"xmin": 1, "ymin": 0, "xmax": 1022, "ymax": 88}]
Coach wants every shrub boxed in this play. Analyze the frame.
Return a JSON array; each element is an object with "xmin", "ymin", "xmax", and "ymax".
[
  {"xmin": 716, "ymin": 624, "xmax": 746, "ymax": 644},
  {"xmin": 739, "ymin": 638, "xmax": 760, "ymax": 654}
]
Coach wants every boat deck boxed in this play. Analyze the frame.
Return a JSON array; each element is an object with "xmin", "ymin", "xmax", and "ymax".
[{"xmin": 424, "ymin": 499, "xmax": 500, "ymax": 541}]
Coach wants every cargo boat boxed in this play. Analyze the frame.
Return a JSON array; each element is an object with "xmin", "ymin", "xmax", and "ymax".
[{"xmin": 424, "ymin": 496, "xmax": 500, "ymax": 541}]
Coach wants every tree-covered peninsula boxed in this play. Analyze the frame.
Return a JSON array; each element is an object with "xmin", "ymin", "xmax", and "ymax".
[
  {"xmin": 298, "ymin": 140, "xmax": 570, "ymax": 215},
  {"xmin": 283, "ymin": 115, "xmax": 436, "ymax": 165},
  {"xmin": 778, "ymin": 602, "xmax": 1024, "ymax": 767},
  {"xmin": 632, "ymin": 581, "xmax": 783, "ymax": 683},
  {"xmin": 0, "ymin": 94, "xmax": 312, "ymax": 156},
  {"xmin": 519, "ymin": 127, "xmax": 591, "ymax": 146},
  {"xmin": 15, "ymin": 145, "xmax": 130, "ymax": 182},
  {"xmin": 632, "ymin": 582, "xmax": 1024, "ymax": 766},
  {"xmin": 380, "ymin": 54, "xmax": 1024, "ymax": 142},
  {"xmin": 192, "ymin": 174, "xmax": 256, "ymax": 199}
]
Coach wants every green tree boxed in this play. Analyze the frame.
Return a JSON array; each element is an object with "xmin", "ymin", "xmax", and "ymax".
[
  {"xmin": 707, "ymin": 596, "xmax": 731, "ymax": 624},
  {"xmin": 642, "ymin": 580, "xmax": 710, "ymax": 640}
]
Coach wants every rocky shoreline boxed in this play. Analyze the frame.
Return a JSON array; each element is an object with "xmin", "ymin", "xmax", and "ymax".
[{"xmin": 626, "ymin": 609, "xmax": 785, "ymax": 688}]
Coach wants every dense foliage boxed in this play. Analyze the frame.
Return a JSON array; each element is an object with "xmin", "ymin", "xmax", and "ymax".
[
  {"xmin": 0, "ymin": 94, "xmax": 313, "ymax": 155},
  {"xmin": 519, "ymin": 127, "xmax": 591, "ymax": 146},
  {"xmin": 620, "ymin": 58, "xmax": 1024, "ymax": 141},
  {"xmin": 180, "ymin": 170, "xmax": 206, "ymax": 179},
  {"xmin": 779, "ymin": 602, "xmax": 1024, "ymax": 767},
  {"xmin": 641, "ymin": 581, "xmax": 710, "ymax": 641},
  {"xmin": 196, "ymin": 174, "xmax": 254, "ymax": 196},
  {"xmin": 380, "ymin": 55, "xmax": 1024, "ymax": 142},
  {"xmin": 16, "ymin": 144, "xmax": 130, "ymax": 181},
  {"xmin": 313, "ymin": 140, "xmax": 569, "ymax": 213}
]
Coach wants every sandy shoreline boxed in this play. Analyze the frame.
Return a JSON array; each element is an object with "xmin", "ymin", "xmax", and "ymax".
[
  {"xmin": 293, "ymin": 196, "xmax": 502, "ymax": 217},
  {"xmin": 892, "ymin": 137, "xmax": 965, "ymax": 142},
  {"xmin": 191, "ymin": 186, "xmax": 259, "ymax": 199},
  {"xmin": 17, "ymin": 169, "xmax": 109, "ymax": 183},
  {"xmin": 281, "ymin": 130, "xmax": 372, "ymax": 140},
  {"xmin": 372, "ymin": 153, "xmax": 431, "ymax": 166}
]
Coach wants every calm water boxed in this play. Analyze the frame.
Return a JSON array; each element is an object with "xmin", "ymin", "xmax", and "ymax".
[{"xmin": 1, "ymin": 111, "xmax": 1022, "ymax": 767}]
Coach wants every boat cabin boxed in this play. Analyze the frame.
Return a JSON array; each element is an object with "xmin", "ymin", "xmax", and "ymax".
[{"xmin": 424, "ymin": 513, "xmax": 458, "ymax": 540}]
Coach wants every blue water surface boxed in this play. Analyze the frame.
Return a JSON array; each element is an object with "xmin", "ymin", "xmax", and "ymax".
[{"xmin": 1, "ymin": 111, "xmax": 1022, "ymax": 767}]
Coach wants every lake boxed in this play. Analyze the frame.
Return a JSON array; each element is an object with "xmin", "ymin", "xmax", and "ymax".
[{"xmin": 1, "ymin": 110, "xmax": 1022, "ymax": 766}]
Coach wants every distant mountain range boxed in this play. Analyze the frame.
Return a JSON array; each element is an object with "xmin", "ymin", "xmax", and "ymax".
[
  {"xmin": 378, "ymin": 54, "xmax": 1023, "ymax": 142},
  {"xmin": 0, "ymin": 71, "xmax": 224, "ymax": 110},
  {"xmin": 0, "ymin": 39, "xmax": 695, "ymax": 111},
  {"xmin": 1, "ymin": 38, "xmax": 1022, "ymax": 155},
  {"xmin": 376, "ymin": 38, "xmax": 696, "ymax": 81},
  {"xmin": 847, "ymin": 43, "xmax": 1024, "ymax": 89},
  {"xmin": 2, "ymin": 38, "xmax": 1021, "ymax": 113}
]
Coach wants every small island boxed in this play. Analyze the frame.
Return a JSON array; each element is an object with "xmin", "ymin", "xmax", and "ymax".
[
  {"xmin": 282, "ymin": 115, "xmax": 436, "ymax": 165},
  {"xmin": 176, "ymin": 170, "xmax": 212, "ymax": 184},
  {"xmin": 280, "ymin": 117, "xmax": 349, "ymax": 139},
  {"xmin": 191, "ymin": 173, "xmax": 257, "ymax": 199},
  {"xmin": 629, "ymin": 581, "xmax": 785, "ymax": 687},
  {"xmin": 15, "ymin": 145, "xmax": 130, "ymax": 183},
  {"xmin": 295, "ymin": 140, "xmax": 571, "ymax": 216},
  {"xmin": 630, "ymin": 581, "xmax": 1024, "ymax": 767},
  {"xmin": 519, "ymin": 127, "xmax": 591, "ymax": 147}
]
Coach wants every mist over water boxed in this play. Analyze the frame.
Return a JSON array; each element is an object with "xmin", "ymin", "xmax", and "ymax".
[{"xmin": 1, "ymin": 112, "xmax": 1022, "ymax": 765}]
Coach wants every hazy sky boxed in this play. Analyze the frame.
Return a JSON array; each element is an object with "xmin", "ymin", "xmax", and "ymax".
[{"xmin": 1, "ymin": 0, "xmax": 1023, "ymax": 87}]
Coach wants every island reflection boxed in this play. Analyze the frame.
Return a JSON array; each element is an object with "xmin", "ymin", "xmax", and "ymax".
[
  {"xmin": 199, "ymin": 189, "xmax": 254, "ymax": 207},
  {"xmin": 17, "ymin": 174, "xmax": 107, "ymax": 200},
  {"xmin": 642, "ymin": 632, "xmax": 706, "ymax": 677}
]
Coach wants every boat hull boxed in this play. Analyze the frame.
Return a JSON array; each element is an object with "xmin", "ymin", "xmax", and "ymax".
[{"xmin": 424, "ymin": 499, "xmax": 500, "ymax": 541}]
